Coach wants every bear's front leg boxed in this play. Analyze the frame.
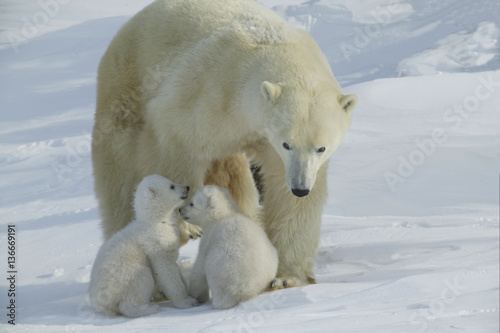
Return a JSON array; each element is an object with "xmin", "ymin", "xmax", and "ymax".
[{"xmin": 260, "ymin": 161, "xmax": 328, "ymax": 290}]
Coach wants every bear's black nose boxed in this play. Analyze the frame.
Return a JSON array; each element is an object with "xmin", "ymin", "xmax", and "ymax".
[{"xmin": 291, "ymin": 188, "xmax": 310, "ymax": 197}]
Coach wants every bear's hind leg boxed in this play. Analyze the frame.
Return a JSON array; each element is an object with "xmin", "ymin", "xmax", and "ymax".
[{"xmin": 204, "ymin": 153, "xmax": 260, "ymax": 223}]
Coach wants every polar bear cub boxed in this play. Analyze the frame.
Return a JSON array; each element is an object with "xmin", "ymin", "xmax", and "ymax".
[
  {"xmin": 179, "ymin": 185, "xmax": 278, "ymax": 309},
  {"xmin": 89, "ymin": 174, "xmax": 198, "ymax": 317}
]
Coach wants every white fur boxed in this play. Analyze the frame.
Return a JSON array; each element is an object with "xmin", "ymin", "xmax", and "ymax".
[
  {"xmin": 179, "ymin": 186, "xmax": 278, "ymax": 309},
  {"xmin": 89, "ymin": 175, "xmax": 198, "ymax": 317}
]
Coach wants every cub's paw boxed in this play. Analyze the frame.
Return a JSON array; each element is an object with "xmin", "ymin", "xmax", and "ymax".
[
  {"xmin": 173, "ymin": 296, "xmax": 199, "ymax": 309},
  {"xmin": 267, "ymin": 277, "xmax": 305, "ymax": 291},
  {"xmin": 179, "ymin": 220, "xmax": 202, "ymax": 246}
]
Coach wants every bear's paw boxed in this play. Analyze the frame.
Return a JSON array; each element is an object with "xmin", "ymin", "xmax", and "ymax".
[
  {"xmin": 267, "ymin": 276, "xmax": 311, "ymax": 291},
  {"xmin": 179, "ymin": 220, "xmax": 203, "ymax": 246}
]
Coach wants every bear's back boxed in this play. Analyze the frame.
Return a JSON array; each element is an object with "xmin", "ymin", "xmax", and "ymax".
[
  {"xmin": 125, "ymin": 0, "xmax": 297, "ymax": 66},
  {"xmin": 148, "ymin": 0, "xmax": 291, "ymax": 41}
]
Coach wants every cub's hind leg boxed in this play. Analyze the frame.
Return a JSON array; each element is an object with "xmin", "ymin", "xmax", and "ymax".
[{"xmin": 117, "ymin": 266, "xmax": 159, "ymax": 318}]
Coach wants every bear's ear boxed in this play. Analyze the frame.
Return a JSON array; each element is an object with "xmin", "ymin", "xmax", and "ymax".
[
  {"xmin": 338, "ymin": 94, "xmax": 357, "ymax": 113},
  {"xmin": 261, "ymin": 81, "xmax": 282, "ymax": 104}
]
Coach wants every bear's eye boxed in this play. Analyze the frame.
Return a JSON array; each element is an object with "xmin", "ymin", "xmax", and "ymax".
[
  {"xmin": 282, "ymin": 142, "xmax": 291, "ymax": 150},
  {"xmin": 317, "ymin": 147, "xmax": 326, "ymax": 153},
  {"xmin": 190, "ymin": 202, "xmax": 194, "ymax": 207},
  {"xmin": 170, "ymin": 185, "xmax": 175, "ymax": 190}
]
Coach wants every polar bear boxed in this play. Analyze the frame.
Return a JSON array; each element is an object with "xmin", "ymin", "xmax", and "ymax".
[
  {"xmin": 89, "ymin": 175, "xmax": 198, "ymax": 317},
  {"xmin": 179, "ymin": 185, "xmax": 278, "ymax": 309},
  {"xmin": 92, "ymin": 0, "xmax": 357, "ymax": 289}
]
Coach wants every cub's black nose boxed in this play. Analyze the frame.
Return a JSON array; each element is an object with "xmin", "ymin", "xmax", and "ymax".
[{"xmin": 291, "ymin": 188, "xmax": 310, "ymax": 197}]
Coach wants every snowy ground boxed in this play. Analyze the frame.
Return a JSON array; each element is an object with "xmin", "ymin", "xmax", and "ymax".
[{"xmin": 1, "ymin": 0, "xmax": 499, "ymax": 332}]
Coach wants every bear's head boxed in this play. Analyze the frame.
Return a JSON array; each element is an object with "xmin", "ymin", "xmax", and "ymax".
[
  {"xmin": 259, "ymin": 75, "xmax": 357, "ymax": 198},
  {"xmin": 134, "ymin": 174, "xmax": 190, "ymax": 223},
  {"xmin": 179, "ymin": 185, "xmax": 237, "ymax": 228}
]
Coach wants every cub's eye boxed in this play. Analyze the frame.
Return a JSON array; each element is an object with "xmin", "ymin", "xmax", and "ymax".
[
  {"xmin": 170, "ymin": 185, "xmax": 175, "ymax": 190},
  {"xmin": 190, "ymin": 202, "xmax": 194, "ymax": 207},
  {"xmin": 317, "ymin": 147, "xmax": 326, "ymax": 153},
  {"xmin": 282, "ymin": 142, "xmax": 291, "ymax": 150}
]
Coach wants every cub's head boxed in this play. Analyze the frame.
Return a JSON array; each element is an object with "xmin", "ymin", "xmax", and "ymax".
[
  {"xmin": 260, "ymin": 78, "xmax": 357, "ymax": 197},
  {"xmin": 179, "ymin": 185, "xmax": 236, "ymax": 227},
  {"xmin": 134, "ymin": 174, "xmax": 189, "ymax": 222}
]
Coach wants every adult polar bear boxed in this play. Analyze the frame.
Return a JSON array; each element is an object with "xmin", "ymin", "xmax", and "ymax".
[{"xmin": 92, "ymin": 0, "xmax": 357, "ymax": 288}]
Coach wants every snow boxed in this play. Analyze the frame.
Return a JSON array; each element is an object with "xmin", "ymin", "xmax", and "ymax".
[{"xmin": 0, "ymin": 0, "xmax": 499, "ymax": 332}]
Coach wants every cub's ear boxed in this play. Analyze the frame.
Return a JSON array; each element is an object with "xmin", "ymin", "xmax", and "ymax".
[
  {"xmin": 261, "ymin": 81, "xmax": 282, "ymax": 104},
  {"xmin": 147, "ymin": 186, "xmax": 157, "ymax": 199},
  {"xmin": 206, "ymin": 193, "xmax": 215, "ymax": 209},
  {"xmin": 338, "ymin": 94, "xmax": 357, "ymax": 113}
]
